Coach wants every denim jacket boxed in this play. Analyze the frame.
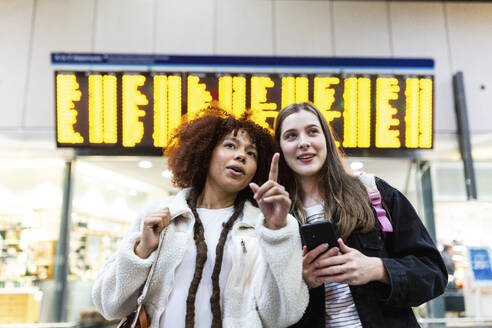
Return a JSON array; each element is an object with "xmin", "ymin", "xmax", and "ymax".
[{"xmin": 291, "ymin": 177, "xmax": 448, "ymax": 328}]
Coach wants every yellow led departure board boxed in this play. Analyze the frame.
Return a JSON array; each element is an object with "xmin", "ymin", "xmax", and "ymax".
[{"xmin": 55, "ymin": 71, "xmax": 433, "ymax": 155}]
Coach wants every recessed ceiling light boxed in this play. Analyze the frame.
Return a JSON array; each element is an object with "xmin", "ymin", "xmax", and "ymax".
[
  {"xmin": 162, "ymin": 169, "xmax": 173, "ymax": 179},
  {"xmin": 350, "ymin": 161, "xmax": 364, "ymax": 171},
  {"xmin": 138, "ymin": 160, "xmax": 152, "ymax": 169}
]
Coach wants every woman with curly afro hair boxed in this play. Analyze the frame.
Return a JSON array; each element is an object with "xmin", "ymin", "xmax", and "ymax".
[{"xmin": 93, "ymin": 108, "xmax": 309, "ymax": 328}]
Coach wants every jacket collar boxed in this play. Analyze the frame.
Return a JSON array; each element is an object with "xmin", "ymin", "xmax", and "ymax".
[
  {"xmin": 168, "ymin": 188, "xmax": 261, "ymax": 227},
  {"xmin": 167, "ymin": 188, "xmax": 193, "ymax": 221},
  {"xmin": 241, "ymin": 200, "xmax": 262, "ymax": 227}
]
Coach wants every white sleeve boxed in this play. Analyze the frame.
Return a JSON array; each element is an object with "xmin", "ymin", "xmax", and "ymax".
[
  {"xmin": 255, "ymin": 214, "xmax": 309, "ymax": 327},
  {"xmin": 91, "ymin": 204, "xmax": 163, "ymax": 319}
]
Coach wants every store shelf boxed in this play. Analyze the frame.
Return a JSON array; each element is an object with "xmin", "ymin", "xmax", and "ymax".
[{"xmin": 0, "ymin": 289, "xmax": 42, "ymax": 324}]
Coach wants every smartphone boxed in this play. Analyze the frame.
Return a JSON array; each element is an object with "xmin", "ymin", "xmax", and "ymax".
[{"xmin": 300, "ymin": 220, "xmax": 339, "ymax": 252}]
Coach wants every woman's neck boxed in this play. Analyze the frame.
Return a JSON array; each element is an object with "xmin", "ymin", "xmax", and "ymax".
[
  {"xmin": 197, "ymin": 183, "xmax": 237, "ymax": 209},
  {"xmin": 299, "ymin": 175, "xmax": 323, "ymax": 208}
]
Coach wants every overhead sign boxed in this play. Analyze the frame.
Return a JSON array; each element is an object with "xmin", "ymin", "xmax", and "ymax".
[
  {"xmin": 55, "ymin": 71, "xmax": 433, "ymax": 154},
  {"xmin": 51, "ymin": 52, "xmax": 434, "ymax": 70}
]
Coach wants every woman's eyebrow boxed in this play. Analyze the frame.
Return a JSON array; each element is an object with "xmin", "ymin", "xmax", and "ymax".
[
  {"xmin": 282, "ymin": 128, "xmax": 296, "ymax": 135},
  {"xmin": 226, "ymin": 137, "xmax": 256, "ymax": 150},
  {"xmin": 282, "ymin": 124, "xmax": 320, "ymax": 136},
  {"xmin": 224, "ymin": 136, "xmax": 238, "ymax": 143},
  {"xmin": 245, "ymin": 143, "xmax": 257, "ymax": 151}
]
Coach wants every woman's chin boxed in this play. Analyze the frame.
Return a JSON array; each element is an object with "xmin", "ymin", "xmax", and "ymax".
[
  {"xmin": 220, "ymin": 181, "xmax": 250, "ymax": 195},
  {"xmin": 293, "ymin": 168, "xmax": 319, "ymax": 179}
]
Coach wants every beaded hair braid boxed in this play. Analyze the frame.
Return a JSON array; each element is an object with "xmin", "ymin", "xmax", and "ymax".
[{"xmin": 184, "ymin": 189, "xmax": 245, "ymax": 328}]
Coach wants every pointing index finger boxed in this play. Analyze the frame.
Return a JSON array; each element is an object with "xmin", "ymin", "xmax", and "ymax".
[{"xmin": 269, "ymin": 153, "xmax": 279, "ymax": 182}]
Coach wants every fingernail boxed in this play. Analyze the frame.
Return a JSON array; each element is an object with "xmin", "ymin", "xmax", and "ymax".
[{"xmin": 323, "ymin": 243, "xmax": 329, "ymax": 248}]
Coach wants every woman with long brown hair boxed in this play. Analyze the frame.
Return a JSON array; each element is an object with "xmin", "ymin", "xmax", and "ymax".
[
  {"xmin": 92, "ymin": 109, "xmax": 308, "ymax": 327},
  {"xmin": 274, "ymin": 102, "xmax": 447, "ymax": 327}
]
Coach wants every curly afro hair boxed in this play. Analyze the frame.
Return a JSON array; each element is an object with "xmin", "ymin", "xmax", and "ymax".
[{"xmin": 165, "ymin": 108, "xmax": 275, "ymax": 204}]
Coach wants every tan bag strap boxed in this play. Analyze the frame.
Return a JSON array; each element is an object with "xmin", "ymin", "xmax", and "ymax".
[
  {"xmin": 140, "ymin": 227, "xmax": 167, "ymax": 304},
  {"xmin": 129, "ymin": 227, "xmax": 167, "ymax": 328}
]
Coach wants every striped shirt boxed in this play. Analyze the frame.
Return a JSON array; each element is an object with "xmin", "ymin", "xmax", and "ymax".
[{"xmin": 305, "ymin": 204, "xmax": 362, "ymax": 328}]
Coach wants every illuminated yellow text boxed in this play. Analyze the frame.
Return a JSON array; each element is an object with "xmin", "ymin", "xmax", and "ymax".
[
  {"xmin": 188, "ymin": 75, "xmax": 212, "ymax": 120},
  {"xmin": 314, "ymin": 77, "xmax": 341, "ymax": 124},
  {"xmin": 281, "ymin": 77, "xmax": 309, "ymax": 109},
  {"xmin": 56, "ymin": 74, "xmax": 83, "ymax": 144},
  {"xmin": 343, "ymin": 77, "xmax": 371, "ymax": 148},
  {"xmin": 219, "ymin": 76, "xmax": 246, "ymax": 118},
  {"xmin": 405, "ymin": 78, "xmax": 433, "ymax": 148},
  {"xmin": 153, "ymin": 75, "xmax": 182, "ymax": 147},
  {"xmin": 122, "ymin": 75, "xmax": 148, "ymax": 147},
  {"xmin": 251, "ymin": 76, "xmax": 277, "ymax": 130},
  {"xmin": 376, "ymin": 78, "xmax": 400, "ymax": 148},
  {"xmin": 55, "ymin": 73, "xmax": 434, "ymax": 150},
  {"xmin": 88, "ymin": 75, "xmax": 117, "ymax": 143}
]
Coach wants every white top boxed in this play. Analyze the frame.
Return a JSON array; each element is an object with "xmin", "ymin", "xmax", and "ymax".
[
  {"xmin": 304, "ymin": 204, "xmax": 362, "ymax": 328},
  {"xmin": 159, "ymin": 206, "xmax": 235, "ymax": 328},
  {"xmin": 92, "ymin": 188, "xmax": 309, "ymax": 328}
]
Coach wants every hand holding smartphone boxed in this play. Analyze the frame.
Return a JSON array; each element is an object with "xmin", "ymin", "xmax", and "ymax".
[{"xmin": 300, "ymin": 220, "xmax": 339, "ymax": 252}]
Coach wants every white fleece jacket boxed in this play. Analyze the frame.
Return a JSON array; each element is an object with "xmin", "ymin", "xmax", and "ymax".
[{"xmin": 92, "ymin": 188, "xmax": 308, "ymax": 328}]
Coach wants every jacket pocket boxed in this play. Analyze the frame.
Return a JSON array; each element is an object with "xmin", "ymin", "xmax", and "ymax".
[{"xmin": 356, "ymin": 229, "xmax": 384, "ymax": 254}]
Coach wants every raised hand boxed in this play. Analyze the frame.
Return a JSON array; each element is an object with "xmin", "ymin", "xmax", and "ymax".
[
  {"xmin": 135, "ymin": 207, "xmax": 170, "ymax": 259},
  {"xmin": 249, "ymin": 153, "xmax": 291, "ymax": 230},
  {"xmin": 313, "ymin": 238, "xmax": 389, "ymax": 285}
]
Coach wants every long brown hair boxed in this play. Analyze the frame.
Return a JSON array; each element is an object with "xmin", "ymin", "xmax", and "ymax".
[
  {"xmin": 184, "ymin": 189, "xmax": 245, "ymax": 328},
  {"xmin": 274, "ymin": 102, "xmax": 374, "ymax": 239}
]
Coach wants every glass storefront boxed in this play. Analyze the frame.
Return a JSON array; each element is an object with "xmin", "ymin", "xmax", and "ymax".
[
  {"xmin": 0, "ymin": 158, "xmax": 64, "ymax": 323},
  {"xmin": 0, "ymin": 151, "xmax": 175, "ymax": 323},
  {"xmin": 432, "ymin": 160, "xmax": 492, "ymax": 318},
  {"xmin": 61, "ymin": 157, "xmax": 172, "ymax": 322}
]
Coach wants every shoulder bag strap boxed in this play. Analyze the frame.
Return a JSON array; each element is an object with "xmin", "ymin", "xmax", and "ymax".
[
  {"xmin": 357, "ymin": 172, "xmax": 393, "ymax": 236},
  {"xmin": 130, "ymin": 226, "xmax": 168, "ymax": 328}
]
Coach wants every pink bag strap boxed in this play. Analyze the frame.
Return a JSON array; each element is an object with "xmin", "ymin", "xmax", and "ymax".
[
  {"xmin": 357, "ymin": 172, "xmax": 393, "ymax": 235},
  {"xmin": 368, "ymin": 190, "xmax": 393, "ymax": 234}
]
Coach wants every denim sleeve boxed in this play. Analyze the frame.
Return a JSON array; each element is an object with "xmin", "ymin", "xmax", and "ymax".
[{"xmin": 376, "ymin": 178, "xmax": 448, "ymax": 308}]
